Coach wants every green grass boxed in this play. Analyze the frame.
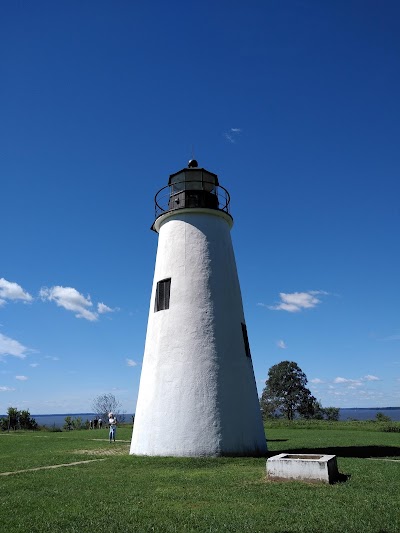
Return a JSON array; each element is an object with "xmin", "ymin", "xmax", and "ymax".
[{"xmin": 1, "ymin": 424, "xmax": 399, "ymax": 532}]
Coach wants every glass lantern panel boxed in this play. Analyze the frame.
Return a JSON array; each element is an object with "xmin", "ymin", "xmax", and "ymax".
[
  {"xmin": 170, "ymin": 172, "xmax": 185, "ymax": 193},
  {"xmin": 185, "ymin": 170, "xmax": 202, "ymax": 190},
  {"xmin": 202, "ymin": 171, "xmax": 217, "ymax": 193}
]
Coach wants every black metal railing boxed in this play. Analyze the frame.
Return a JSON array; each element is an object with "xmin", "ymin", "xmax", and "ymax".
[{"xmin": 154, "ymin": 181, "xmax": 231, "ymax": 219}]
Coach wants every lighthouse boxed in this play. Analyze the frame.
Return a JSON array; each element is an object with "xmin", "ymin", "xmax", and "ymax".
[{"xmin": 130, "ymin": 161, "xmax": 267, "ymax": 457}]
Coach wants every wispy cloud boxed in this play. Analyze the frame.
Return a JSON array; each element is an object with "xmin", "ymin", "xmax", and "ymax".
[
  {"xmin": 126, "ymin": 358, "xmax": 137, "ymax": 367},
  {"xmin": 334, "ymin": 377, "xmax": 362, "ymax": 385},
  {"xmin": 224, "ymin": 127, "xmax": 242, "ymax": 144},
  {"xmin": 0, "ymin": 333, "xmax": 31, "ymax": 359},
  {"xmin": 334, "ymin": 375, "xmax": 381, "ymax": 386},
  {"xmin": 311, "ymin": 378, "xmax": 325, "ymax": 384},
  {"xmin": 276, "ymin": 340, "xmax": 287, "ymax": 349},
  {"xmin": 40, "ymin": 286, "xmax": 98, "ymax": 321},
  {"xmin": 97, "ymin": 302, "xmax": 119, "ymax": 315},
  {"xmin": 267, "ymin": 290, "xmax": 329, "ymax": 312},
  {"xmin": 44, "ymin": 356, "xmax": 60, "ymax": 361},
  {"xmin": 0, "ymin": 278, "xmax": 33, "ymax": 306},
  {"xmin": 29, "ymin": 363, "xmax": 39, "ymax": 368},
  {"xmin": 0, "ymin": 386, "xmax": 15, "ymax": 392},
  {"xmin": 15, "ymin": 375, "xmax": 28, "ymax": 381}
]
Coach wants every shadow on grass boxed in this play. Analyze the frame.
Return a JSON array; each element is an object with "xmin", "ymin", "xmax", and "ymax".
[
  {"xmin": 267, "ymin": 439, "xmax": 289, "ymax": 443},
  {"xmin": 267, "ymin": 445, "xmax": 400, "ymax": 459}
]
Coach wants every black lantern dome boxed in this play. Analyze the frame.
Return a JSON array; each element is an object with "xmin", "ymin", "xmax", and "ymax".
[{"xmin": 153, "ymin": 161, "xmax": 231, "ymax": 227}]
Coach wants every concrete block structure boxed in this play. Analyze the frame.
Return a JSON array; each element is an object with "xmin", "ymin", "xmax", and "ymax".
[{"xmin": 267, "ymin": 453, "xmax": 339, "ymax": 484}]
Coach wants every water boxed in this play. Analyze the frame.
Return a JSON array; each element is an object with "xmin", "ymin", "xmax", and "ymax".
[
  {"xmin": 28, "ymin": 413, "xmax": 134, "ymax": 428},
  {"xmin": 339, "ymin": 408, "xmax": 400, "ymax": 421},
  {"xmin": 2, "ymin": 409, "xmax": 399, "ymax": 427}
]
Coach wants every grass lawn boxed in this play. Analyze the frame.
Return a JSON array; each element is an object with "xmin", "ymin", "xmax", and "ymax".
[{"xmin": 0, "ymin": 422, "xmax": 399, "ymax": 532}]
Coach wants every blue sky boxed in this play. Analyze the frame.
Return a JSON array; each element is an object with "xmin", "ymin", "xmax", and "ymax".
[{"xmin": 1, "ymin": 1, "xmax": 399, "ymax": 414}]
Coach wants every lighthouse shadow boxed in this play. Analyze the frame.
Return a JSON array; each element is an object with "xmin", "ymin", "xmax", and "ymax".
[{"xmin": 266, "ymin": 444, "xmax": 400, "ymax": 459}]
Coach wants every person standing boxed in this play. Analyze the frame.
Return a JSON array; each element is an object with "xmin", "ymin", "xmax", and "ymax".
[
  {"xmin": 98, "ymin": 418, "xmax": 102, "ymax": 429},
  {"xmin": 108, "ymin": 412, "xmax": 117, "ymax": 443}
]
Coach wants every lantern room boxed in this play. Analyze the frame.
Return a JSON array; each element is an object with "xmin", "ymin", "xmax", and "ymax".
[{"xmin": 167, "ymin": 159, "xmax": 219, "ymax": 211}]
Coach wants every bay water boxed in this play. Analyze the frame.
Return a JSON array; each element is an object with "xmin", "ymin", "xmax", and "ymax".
[{"xmin": 1, "ymin": 408, "xmax": 397, "ymax": 428}]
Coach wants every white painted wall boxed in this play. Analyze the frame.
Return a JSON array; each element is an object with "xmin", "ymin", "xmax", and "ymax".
[{"xmin": 130, "ymin": 207, "xmax": 267, "ymax": 457}]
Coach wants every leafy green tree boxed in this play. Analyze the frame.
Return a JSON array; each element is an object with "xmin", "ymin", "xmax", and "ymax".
[
  {"xmin": 308, "ymin": 401, "xmax": 340, "ymax": 421},
  {"xmin": 1, "ymin": 407, "xmax": 38, "ymax": 431},
  {"xmin": 72, "ymin": 417, "xmax": 83, "ymax": 430},
  {"xmin": 323, "ymin": 407, "xmax": 340, "ymax": 421},
  {"xmin": 7, "ymin": 407, "xmax": 20, "ymax": 430},
  {"xmin": 260, "ymin": 361, "xmax": 316, "ymax": 420},
  {"xmin": 309, "ymin": 399, "xmax": 325, "ymax": 420},
  {"xmin": 375, "ymin": 412, "xmax": 391, "ymax": 423},
  {"xmin": 63, "ymin": 416, "xmax": 73, "ymax": 431},
  {"xmin": 19, "ymin": 410, "xmax": 38, "ymax": 430}
]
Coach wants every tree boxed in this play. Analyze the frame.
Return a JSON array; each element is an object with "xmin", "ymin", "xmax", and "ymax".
[
  {"xmin": 72, "ymin": 416, "xmax": 83, "ymax": 430},
  {"xmin": 92, "ymin": 393, "xmax": 124, "ymax": 422},
  {"xmin": 260, "ymin": 361, "xmax": 316, "ymax": 420},
  {"xmin": 63, "ymin": 416, "xmax": 74, "ymax": 431},
  {"xmin": 308, "ymin": 400, "xmax": 340, "ymax": 421},
  {"xmin": 2, "ymin": 407, "xmax": 38, "ymax": 431},
  {"xmin": 323, "ymin": 407, "xmax": 340, "ymax": 421},
  {"xmin": 375, "ymin": 412, "xmax": 391, "ymax": 423},
  {"xmin": 7, "ymin": 407, "xmax": 20, "ymax": 430},
  {"xmin": 19, "ymin": 410, "xmax": 38, "ymax": 430}
]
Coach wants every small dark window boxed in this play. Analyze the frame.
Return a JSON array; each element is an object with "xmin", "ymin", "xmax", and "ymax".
[
  {"xmin": 241, "ymin": 323, "xmax": 251, "ymax": 358},
  {"xmin": 155, "ymin": 278, "xmax": 171, "ymax": 312}
]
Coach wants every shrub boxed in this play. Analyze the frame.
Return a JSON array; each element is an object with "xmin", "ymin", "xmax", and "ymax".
[{"xmin": 382, "ymin": 425, "xmax": 400, "ymax": 433}]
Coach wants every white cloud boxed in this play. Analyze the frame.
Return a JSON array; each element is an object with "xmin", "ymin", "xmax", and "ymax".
[
  {"xmin": 335, "ymin": 375, "xmax": 381, "ymax": 386},
  {"xmin": 334, "ymin": 377, "xmax": 349, "ymax": 383},
  {"xmin": 0, "ymin": 333, "xmax": 30, "ymax": 359},
  {"xmin": 97, "ymin": 302, "xmax": 118, "ymax": 314},
  {"xmin": 224, "ymin": 128, "xmax": 242, "ymax": 144},
  {"xmin": 126, "ymin": 358, "xmax": 137, "ymax": 367},
  {"xmin": 268, "ymin": 291, "xmax": 328, "ymax": 312},
  {"xmin": 44, "ymin": 356, "xmax": 60, "ymax": 361},
  {"xmin": 333, "ymin": 377, "xmax": 362, "ymax": 389},
  {"xmin": 0, "ymin": 386, "xmax": 15, "ymax": 392},
  {"xmin": 0, "ymin": 278, "xmax": 33, "ymax": 305},
  {"xmin": 334, "ymin": 377, "xmax": 362, "ymax": 385},
  {"xmin": 276, "ymin": 340, "xmax": 287, "ymax": 349},
  {"xmin": 40, "ymin": 286, "xmax": 98, "ymax": 321},
  {"xmin": 29, "ymin": 363, "xmax": 39, "ymax": 368},
  {"xmin": 15, "ymin": 375, "xmax": 28, "ymax": 381},
  {"xmin": 311, "ymin": 378, "xmax": 324, "ymax": 384}
]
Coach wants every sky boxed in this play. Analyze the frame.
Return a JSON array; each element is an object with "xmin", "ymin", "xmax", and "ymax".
[{"xmin": 1, "ymin": 1, "xmax": 400, "ymax": 414}]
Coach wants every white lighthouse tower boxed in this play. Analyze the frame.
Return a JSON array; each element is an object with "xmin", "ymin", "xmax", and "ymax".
[{"xmin": 130, "ymin": 160, "xmax": 267, "ymax": 457}]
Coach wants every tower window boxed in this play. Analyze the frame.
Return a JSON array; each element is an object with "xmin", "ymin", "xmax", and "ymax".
[
  {"xmin": 241, "ymin": 323, "xmax": 251, "ymax": 358},
  {"xmin": 155, "ymin": 278, "xmax": 171, "ymax": 312}
]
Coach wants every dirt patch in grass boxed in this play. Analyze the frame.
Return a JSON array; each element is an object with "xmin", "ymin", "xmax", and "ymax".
[
  {"xmin": 0, "ymin": 459, "xmax": 106, "ymax": 476},
  {"xmin": 75, "ymin": 446, "xmax": 129, "ymax": 456}
]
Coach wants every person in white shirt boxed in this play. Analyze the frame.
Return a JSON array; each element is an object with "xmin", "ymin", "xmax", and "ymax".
[{"xmin": 108, "ymin": 412, "xmax": 117, "ymax": 443}]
